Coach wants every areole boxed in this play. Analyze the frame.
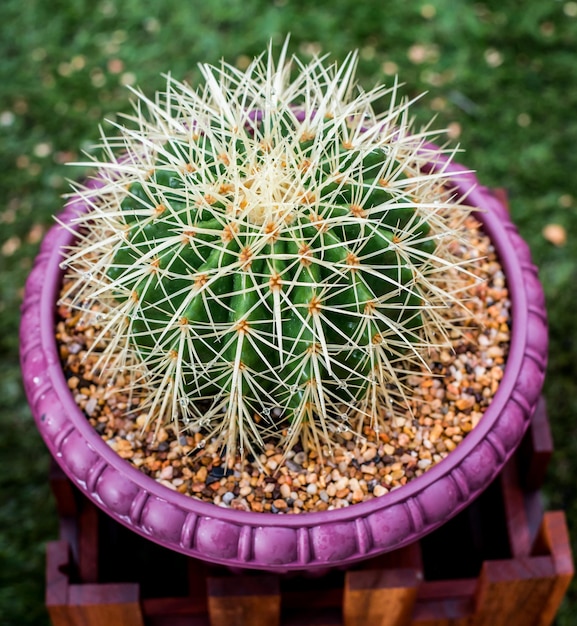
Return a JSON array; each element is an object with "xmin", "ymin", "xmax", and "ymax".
[{"xmin": 20, "ymin": 151, "xmax": 548, "ymax": 572}]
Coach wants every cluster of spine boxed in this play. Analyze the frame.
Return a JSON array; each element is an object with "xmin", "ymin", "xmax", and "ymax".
[{"xmin": 62, "ymin": 42, "xmax": 476, "ymax": 460}]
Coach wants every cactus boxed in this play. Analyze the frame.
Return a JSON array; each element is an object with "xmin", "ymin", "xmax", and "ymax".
[{"xmin": 62, "ymin": 41, "xmax": 477, "ymax": 460}]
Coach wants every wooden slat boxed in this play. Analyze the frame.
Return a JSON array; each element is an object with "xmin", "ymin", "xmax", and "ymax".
[
  {"xmin": 45, "ymin": 540, "xmax": 74, "ymax": 626},
  {"xmin": 49, "ymin": 461, "xmax": 78, "ymax": 518},
  {"xmin": 413, "ymin": 604, "xmax": 472, "ymax": 626},
  {"xmin": 500, "ymin": 458, "xmax": 532, "ymax": 557},
  {"xmin": 45, "ymin": 539, "xmax": 145, "ymax": 626},
  {"xmin": 142, "ymin": 596, "xmax": 207, "ymax": 616},
  {"xmin": 535, "ymin": 511, "xmax": 574, "ymax": 626},
  {"xmin": 147, "ymin": 616, "xmax": 210, "ymax": 626},
  {"xmin": 472, "ymin": 556, "xmax": 556, "ymax": 626},
  {"xmin": 206, "ymin": 574, "xmax": 281, "ymax": 626},
  {"xmin": 521, "ymin": 396, "xmax": 553, "ymax": 491},
  {"xmin": 361, "ymin": 541, "xmax": 423, "ymax": 572},
  {"xmin": 283, "ymin": 608, "xmax": 342, "ymax": 626},
  {"xmin": 283, "ymin": 587, "xmax": 342, "ymax": 610},
  {"xmin": 413, "ymin": 579, "xmax": 475, "ymax": 625},
  {"xmin": 78, "ymin": 498, "xmax": 99, "ymax": 584},
  {"xmin": 68, "ymin": 583, "xmax": 145, "ymax": 626},
  {"xmin": 343, "ymin": 568, "xmax": 421, "ymax": 626},
  {"xmin": 416, "ymin": 579, "xmax": 477, "ymax": 601},
  {"xmin": 187, "ymin": 554, "xmax": 209, "ymax": 610}
]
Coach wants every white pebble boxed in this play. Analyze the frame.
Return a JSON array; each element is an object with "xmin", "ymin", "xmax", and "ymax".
[
  {"xmin": 279, "ymin": 483, "xmax": 291, "ymax": 499},
  {"xmin": 84, "ymin": 397, "xmax": 98, "ymax": 416},
  {"xmin": 222, "ymin": 491, "xmax": 235, "ymax": 504},
  {"xmin": 293, "ymin": 451, "xmax": 306, "ymax": 465},
  {"xmin": 159, "ymin": 465, "xmax": 174, "ymax": 480},
  {"xmin": 335, "ymin": 477, "xmax": 349, "ymax": 491},
  {"xmin": 474, "ymin": 365, "xmax": 486, "ymax": 378},
  {"xmin": 373, "ymin": 484, "xmax": 388, "ymax": 497}
]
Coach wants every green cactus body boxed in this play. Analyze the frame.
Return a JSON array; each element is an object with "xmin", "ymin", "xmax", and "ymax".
[{"xmin": 63, "ymin": 44, "xmax": 475, "ymax": 457}]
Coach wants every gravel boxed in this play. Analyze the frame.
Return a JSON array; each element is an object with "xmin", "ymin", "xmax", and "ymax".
[{"xmin": 55, "ymin": 217, "xmax": 510, "ymax": 514}]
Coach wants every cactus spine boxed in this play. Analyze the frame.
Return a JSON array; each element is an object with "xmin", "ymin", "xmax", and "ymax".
[{"xmin": 62, "ymin": 42, "xmax": 477, "ymax": 460}]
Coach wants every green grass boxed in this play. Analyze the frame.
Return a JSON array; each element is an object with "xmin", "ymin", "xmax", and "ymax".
[{"xmin": 1, "ymin": 1, "xmax": 576, "ymax": 624}]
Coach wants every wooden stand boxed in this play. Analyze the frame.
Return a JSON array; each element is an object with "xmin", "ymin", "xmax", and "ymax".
[{"xmin": 45, "ymin": 397, "xmax": 573, "ymax": 626}]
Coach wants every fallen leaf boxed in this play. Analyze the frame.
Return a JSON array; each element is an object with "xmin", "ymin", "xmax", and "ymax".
[{"xmin": 542, "ymin": 223, "xmax": 567, "ymax": 247}]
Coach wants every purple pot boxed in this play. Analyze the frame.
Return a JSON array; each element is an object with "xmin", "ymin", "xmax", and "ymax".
[{"xmin": 20, "ymin": 158, "xmax": 548, "ymax": 573}]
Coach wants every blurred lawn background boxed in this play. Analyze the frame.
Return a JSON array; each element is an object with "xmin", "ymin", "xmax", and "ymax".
[{"xmin": 1, "ymin": 1, "xmax": 576, "ymax": 624}]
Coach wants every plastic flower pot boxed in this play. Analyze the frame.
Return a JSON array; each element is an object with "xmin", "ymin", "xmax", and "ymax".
[{"xmin": 20, "ymin": 154, "xmax": 547, "ymax": 573}]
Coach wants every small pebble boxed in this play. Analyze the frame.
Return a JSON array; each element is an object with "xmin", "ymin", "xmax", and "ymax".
[
  {"xmin": 159, "ymin": 465, "xmax": 174, "ymax": 480},
  {"xmin": 373, "ymin": 484, "xmax": 388, "ymax": 497},
  {"xmin": 279, "ymin": 483, "xmax": 292, "ymax": 499}
]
